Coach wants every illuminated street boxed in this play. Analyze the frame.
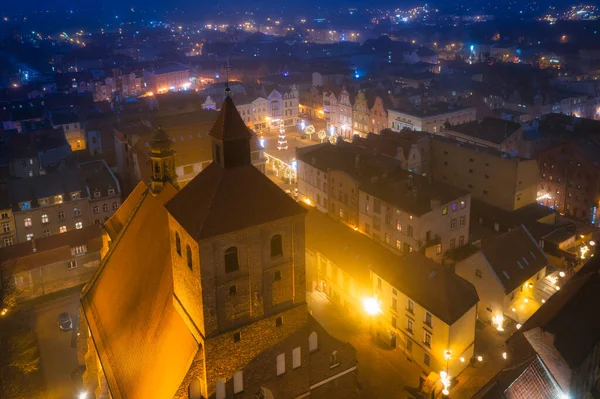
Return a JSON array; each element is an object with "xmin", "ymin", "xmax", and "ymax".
[
  {"xmin": 31, "ymin": 289, "xmax": 82, "ymax": 399},
  {"xmin": 308, "ymin": 292, "xmax": 423, "ymax": 399}
]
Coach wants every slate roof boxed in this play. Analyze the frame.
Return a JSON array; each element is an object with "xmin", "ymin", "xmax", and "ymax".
[
  {"xmin": 166, "ymin": 161, "xmax": 306, "ymax": 241},
  {"xmin": 448, "ymin": 117, "xmax": 521, "ymax": 145},
  {"xmin": 305, "ymin": 209, "xmax": 479, "ymax": 325},
  {"xmin": 81, "ymin": 183, "xmax": 198, "ymax": 399},
  {"xmin": 8, "ymin": 168, "xmax": 88, "ymax": 206},
  {"xmin": 78, "ymin": 160, "xmax": 120, "ymax": 198},
  {"xmin": 481, "ymin": 225, "xmax": 548, "ymax": 293}
]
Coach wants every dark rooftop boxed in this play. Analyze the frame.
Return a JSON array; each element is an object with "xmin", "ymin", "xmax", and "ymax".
[
  {"xmin": 480, "ymin": 225, "xmax": 548, "ymax": 293},
  {"xmin": 447, "ymin": 117, "xmax": 521, "ymax": 145},
  {"xmin": 392, "ymin": 102, "xmax": 473, "ymax": 118}
]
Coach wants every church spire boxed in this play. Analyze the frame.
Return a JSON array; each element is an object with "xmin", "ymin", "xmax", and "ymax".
[
  {"xmin": 209, "ymin": 95, "xmax": 253, "ymax": 168},
  {"xmin": 149, "ymin": 125, "xmax": 178, "ymax": 193}
]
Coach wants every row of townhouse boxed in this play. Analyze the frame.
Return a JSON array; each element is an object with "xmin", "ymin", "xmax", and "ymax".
[
  {"xmin": 233, "ymin": 86, "xmax": 300, "ymax": 131},
  {"xmin": 322, "ymin": 88, "xmax": 390, "ymax": 140},
  {"xmin": 296, "ymin": 142, "xmax": 471, "ymax": 261}
]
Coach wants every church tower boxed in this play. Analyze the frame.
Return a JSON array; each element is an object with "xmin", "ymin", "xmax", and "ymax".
[{"xmin": 148, "ymin": 126, "xmax": 178, "ymax": 193}]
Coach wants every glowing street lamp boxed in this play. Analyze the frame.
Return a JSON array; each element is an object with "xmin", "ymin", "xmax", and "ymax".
[
  {"xmin": 440, "ymin": 370, "xmax": 451, "ymax": 396},
  {"xmin": 492, "ymin": 315, "xmax": 504, "ymax": 331},
  {"xmin": 362, "ymin": 296, "xmax": 382, "ymax": 316}
]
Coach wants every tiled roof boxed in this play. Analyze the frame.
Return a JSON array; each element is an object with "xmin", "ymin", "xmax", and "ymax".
[
  {"xmin": 8, "ymin": 168, "xmax": 88, "ymax": 206},
  {"xmin": 481, "ymin": 225, "xmax": 547, "ymax": 293},
  {"xmin": 166, "ymin": 162, "xmax": 306, "ymax": 241},
  {"xmin": 0, "ymin": 226, "xmax": 102, "ymax": 273},
  {"xmin": 305, "ymin": 209, "xmax": 478, "ymax": 325},
  {"xmin": 81, "ymin": 183, "xmax": 198, "ymax": 399}
]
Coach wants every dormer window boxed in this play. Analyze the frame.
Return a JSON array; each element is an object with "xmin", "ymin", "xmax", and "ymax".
[
  {"xmin": 20, "ymin": 202, "xmax": 31, "ymax": 210},
  {"xmin": 55, "ymin": 195, "xmax": 63, "ymax": 204},
  {"xmin": 94, "ymin": 191, "xmax": 101, "ymax": 198},
  {"xmin": 108, "ymin": 188, "xmax": 115, "ymax": 195},
  {"xmin": 71, "ymin": 192, "xmax": 80, "ymax": 200}
]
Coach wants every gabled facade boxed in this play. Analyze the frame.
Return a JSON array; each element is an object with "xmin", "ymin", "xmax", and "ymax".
[
  {"xmin": 369, "ymin": 96, "xmax": 388, "ymax": 134},
  {"xmin": 352, "ymin": 91, "xmax": 370, "ymax": 137}
]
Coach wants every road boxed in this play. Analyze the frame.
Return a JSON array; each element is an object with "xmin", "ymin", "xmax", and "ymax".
[
  {"xmin": 308, "ymin": 292, "xmax": 423, "ymax": 399},
  {"xmin": 30, "ymin": 289, "xmax": 82, "ymax": 399}
]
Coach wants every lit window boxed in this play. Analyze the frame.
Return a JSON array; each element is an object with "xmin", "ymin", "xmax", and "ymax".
[
  {"xmin": 26, "ymin": 233, "xmax": 34, "ymax": 241},
  {"xmin": 451, "ymin": 203, "xmax": 457, "ymax": 212},
  {"xmin": 75, "ymin": 222, "xmax": 83, "ymax": 229},
  {"xmin": 442, "ymin": 206, "xmax": 448, "ymax": 215},
  {"xmin": 277, "ymin": 353, "xmax": 286, "ymax": 376},
  {"xmin": 24, "ymin": 218, "xmax": 32, "ymax": 227},
  {"xmin": 59, "ymin": 226, "xmax": 67, "ymax": 233},
  {"xmin": 55, "ymin": 195, "xmax": 63, "ymax": 204}
]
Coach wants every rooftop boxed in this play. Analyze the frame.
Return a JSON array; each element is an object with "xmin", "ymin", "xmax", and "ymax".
[
  {"xmin": 8, "ymin": 168, "xmax": 88, "ymax": 206},
  {"xmin": 78, "ymin": 160, "xmax": 120, "ymax": 198},
  {"xmin": 0, "ymin": 226, "xmax": 102, "ymax": 273},
  {"xmin": 361, "ymin": 169, "xmax": 470, "ymax": 217},
  {"xmin": 305, "ymin": 209, "xmax": 479, "ymax": 325},
  {"xmin": 447, "ymin": 117, "xmax": 522, "ymax": 145},
  {"xmin": 391, "ymin": 102, "xmax": 473, "ymax": 118},
  {"xmin": 480, "ymin": 225, "xmax": 548, "ymax": 293}
]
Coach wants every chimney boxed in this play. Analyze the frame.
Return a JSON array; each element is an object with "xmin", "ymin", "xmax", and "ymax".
[
  {"xmin": 31, "ymin": 239, "xmax": 37, "ymax": 253},
  {"xmin": 311, "ymin": 156, "xmax": 316, "ymax": 166},
  {"xmin": 355, "ymin": 154, "xmax": 360, "ymax": 169}
]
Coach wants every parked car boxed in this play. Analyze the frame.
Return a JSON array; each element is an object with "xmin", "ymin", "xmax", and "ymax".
[{"xmin": 58, "ymin": 312, "xmax": 73, "ymax": 331}]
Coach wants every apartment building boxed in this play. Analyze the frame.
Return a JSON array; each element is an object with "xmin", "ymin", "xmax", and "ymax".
[
  {"xmin": 304, "ymin": 208, "xmax": 478, "ymax": 379},
  {"xmin": 536, "ymin": 139, "xmax": 600, "ymax": 224},
  {"xmin": 143, "ymin": 63, "xmax": 191, "ymax": 93},
  {"xmin": 455, "ymin": 226, "xmax": 548, "ymax": 325},
  {"xmin": 371, "ymin": 252, "xmax": 478, "ymax": 379},
  {"xmin": 388, "ymin": 103, "xmax": 476, "ymax": 133},
  {"xmin": 79, "ymin": 160, "xmax": 122, "ymax": 225},
  {"xmin": 50, "ymin": 110, "xmax": 87, "ymax": 151},
  {"xmin": 6, "ymin": 162, "xmax": 120, "ymax": 243},
  {"xmin": 296, "ymin": 142, "xmax": 404, "ymax": 220},
  {"xmin": 430, "ymin": 136, "xmax": 539, "ymax": 212},
  {"xmin": 0, "ymin": 226, "xmax": 102, "ymax": 300},
  {"xmin": 0, "ymin": 203, "xmax": 16, "ymax": 247},
  {"xmin": 359, "ymin": 170, "xmax": 471, "ymax": 260}
]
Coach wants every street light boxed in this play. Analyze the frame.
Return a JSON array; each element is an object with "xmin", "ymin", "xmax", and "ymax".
[
  {"xmin": 79, "ymin": 393, "xmax": 88, "ymax": 399},
  {"xmin": 362, "ymin": 296, "xmax": 382, "ymax": 334}
]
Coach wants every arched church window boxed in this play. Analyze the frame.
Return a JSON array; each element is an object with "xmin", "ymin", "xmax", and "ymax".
[{"xmin": 175, "ymin": 232, "xmax": 181, "ymax": 256}]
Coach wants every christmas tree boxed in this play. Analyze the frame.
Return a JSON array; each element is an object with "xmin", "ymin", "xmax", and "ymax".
[{"xmin": 277, "ymin": 121, "xmax": 288, "ymax": 150}]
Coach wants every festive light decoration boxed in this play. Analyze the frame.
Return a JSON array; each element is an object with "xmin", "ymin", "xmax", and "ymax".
[
  {"xmin": 516, "ymin": 323, "xmax": 522, "ymax": 329},
  {"xmin": 305, "ymin": 125, "xmax": 315, "ymax": 139},
  {"xmin": 440, "ymin": 371, "xmax": 451, "ymax": 396},
  {"xmin": 492, "ymin": 315, "xmax": 505, "ymax": 331},
  {"xmin": 317, "ymin": 130, "xmax": 327, "ymax": 142},
  {"xmin": 277, "ymin": 121, "xmax": 288, "ymax": 151},
  {"xmin": 329, "ymin": 133, "xmax": 338, "ymax": 144}
]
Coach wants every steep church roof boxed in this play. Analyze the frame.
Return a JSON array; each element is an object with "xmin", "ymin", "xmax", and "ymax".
[
  {"xmin": 81, "ymin": 182, "xmax": 198, "ymax": 399},
  {"xmin": 208, "ymin": 95, "xmax": 253, "ymax": 141},
  {"xmin": 167, "ymin": 95, "xmax": 306, "ymax": 240}
]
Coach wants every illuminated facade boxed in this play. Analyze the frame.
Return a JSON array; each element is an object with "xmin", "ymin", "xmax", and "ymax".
[
  {"xmin": 388, "ymin": 103, "xmax": 476, "ymax": 134},
  {"xmin": 305, "ymin": 209, "xmax": 478, "ymax": 380},
  {"xmin": 352, "ymin": 91, "xmax": 369, "ymax": 137},
  {"xmin": 143, "ymin": 64, "xmax": 191, "ymax": 94},
  {"xmin": 0, "ymin": 207, "xmax": 16, "ymax": 247},
  {"xmin": 454, "ymin": 226, "xmax": 548, "ymax": 325},
  {"xmin": 81, "ymin": 95, "xmax": 357, "ymax": 399}
]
